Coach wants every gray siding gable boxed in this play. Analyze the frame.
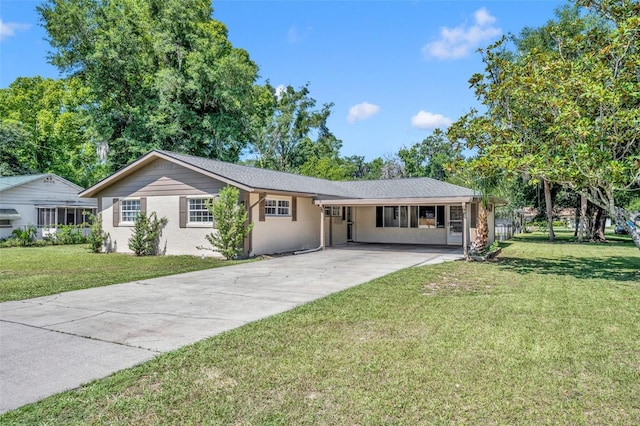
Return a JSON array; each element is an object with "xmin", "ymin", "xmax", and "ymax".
[{"xmin": 96, "ymin": 158, "xmax": 226, "ymax": 198}]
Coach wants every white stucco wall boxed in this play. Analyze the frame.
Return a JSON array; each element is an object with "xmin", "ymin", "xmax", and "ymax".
[
  {"xmin": 322, "ymin": 207, "xmax": 348, "ymax": 246},
  {"xmin": 0, "ymin": 203, "xmax": 37, "ymax": 239},
  {"xmin": 100, "ymin": 195, "xmax": 221, "ymax": 257},
  {"xmin": 249, "ymin": 193, "xmax": 321, "ymax": 255}
]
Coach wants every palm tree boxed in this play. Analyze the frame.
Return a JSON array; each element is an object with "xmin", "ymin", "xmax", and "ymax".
[{"xmin": 469, "ymin": 172, "xmax": 503, "ymax": 255}]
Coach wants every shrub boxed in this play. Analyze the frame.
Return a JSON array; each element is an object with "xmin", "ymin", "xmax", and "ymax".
[
  {"xmin": 85, "ymin": 212, "xmax": 108, "ymax": 253},
  {"xmin": 202, "ymin": 186, "xmax": 253, "ymax": 260},
  {"xmin": 10, "ymin": 225, "xmax": 37, "ymax": 247},
  {"xmin": 128, "ymin": 212, "xmax": 167, "ymax": 256},
  {"xmin": 55, "ymin": 224, "xmax": 86, "ymax": 245}
]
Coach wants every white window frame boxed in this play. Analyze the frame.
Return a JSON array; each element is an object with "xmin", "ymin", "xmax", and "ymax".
[
  {"xmin": 188, "ymin": 197, "xmax": 214, "ymax": 225},
  {"xmin": 265, "ymin": 198, "xmax": 290, "ymax": 217},
  {"xmin": 324, "ymin": 206, "xmax": 342, "ymax": 217},
  {"xmin": 120, "ymin": 199, "xmax": 141, "ymax": 224}
]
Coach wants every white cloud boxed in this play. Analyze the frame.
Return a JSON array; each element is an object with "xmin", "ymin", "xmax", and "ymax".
[
  {"xmin": 287, "ymin": 25, "xmax": 312, "ymax": 44},
  {"xmin": 411, "ymin": 111, "xmax": 452, "ymax": 130},
  {"xmin": 474, "ymin": 8, "xmax": 496, "ymax": 26},
  {"xmin": 422, "ymin": 7, "xmax": 501, "ymax": 60},
  {"xmin": 0, "ymin": 19, "xmax": 31, "ymax": 42},
  {"xmin": 347, "ymin": 102, "xmax": 380, "ymax": 124},
  {"xmin": 274, "ymin": 84, "xmax": 286, "ymax": 100}
]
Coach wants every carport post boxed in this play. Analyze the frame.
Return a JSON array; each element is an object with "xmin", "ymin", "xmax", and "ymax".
[
  {"xmin": 462, "ymin": 202, "xmax": 469, "ymax": 258},
  {"xmin": 320, "ymin": 204, "xmax": 325, "ymax": 250}
]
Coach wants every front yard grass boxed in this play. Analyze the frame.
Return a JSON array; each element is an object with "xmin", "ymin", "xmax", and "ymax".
[
  {"xmin": 0, "ymin": 245, "xmax": 249, "ymax": 302},
  {"xmin": 2, "ymin": 236, "xmax": 640, "ymax": 424}
]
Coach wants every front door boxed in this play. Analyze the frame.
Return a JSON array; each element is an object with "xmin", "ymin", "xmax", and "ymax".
[
  {"xmin": 447, "ymin": 205, "xmax": 463, "ymax": 245},
  {"xmin": 346, "ymin": 206, "xmax": 354, "ymax": 242}
]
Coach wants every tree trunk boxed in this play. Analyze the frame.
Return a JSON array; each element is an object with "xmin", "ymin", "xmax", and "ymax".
[
  {"xmin": 613, "ymin": 206, "xmax": 640, "ymax": 250},
  {"xmin": 577, "ymin": 191, "xmax": 587, "ymax": 243},
  {"xmin": 591, "ymin": 207, "xmax": 606, "ymax": 241},
  {"xmin": 580, "ymin": 188, "xmax": 639, "ymax": 250},
  {"xmin": 544, "ymin": 179, "xmax": 555, "ymax": 242},
  {"xmin": 469, "ymin": 205, "xmax": 489, "ymax": 254}
]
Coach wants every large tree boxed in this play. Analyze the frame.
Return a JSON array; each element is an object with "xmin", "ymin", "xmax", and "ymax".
[
  {"xmin": 449, "ymin": 0, "xmax": 640, "ymax": 248},
  {"xmin": 0, "ymin": 76, "xmax": 107, "ymax": 186},
  {"xmin": 250, "ymin": 83, "xmax": 339, "ymax": 172},
  {"xmin": 397, "ymin": 129, "xmax": 462, "ymax": 180},
  {"xmin": 39, "ymin": 0, "xmax": 259, "ymax": 170}
]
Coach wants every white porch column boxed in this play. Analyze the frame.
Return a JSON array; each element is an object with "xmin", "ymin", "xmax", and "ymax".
[
  {"xmin": 462, "ymin": 202, "xmax": 468, "ymax": 257},
  {"xmin": 320, "ymin": 205, "xmax": 325, "ymax": 250}
]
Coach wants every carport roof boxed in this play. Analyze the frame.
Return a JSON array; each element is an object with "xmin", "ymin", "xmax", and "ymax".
[{"xmin": 80, "ymin": 149, "xmax": 480, "ymax": 201}]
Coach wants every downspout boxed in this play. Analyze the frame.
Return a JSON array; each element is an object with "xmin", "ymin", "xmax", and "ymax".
[{"xmin": 294, "ymin": 204, "xmax": 325, "ymax": 255}]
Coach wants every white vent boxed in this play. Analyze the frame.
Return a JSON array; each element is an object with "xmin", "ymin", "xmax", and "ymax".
[{"xmin": 44, "ymin": 176, "xmax": 54, "ymax": 184}]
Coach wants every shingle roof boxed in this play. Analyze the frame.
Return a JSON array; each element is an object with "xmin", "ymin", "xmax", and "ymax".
[
  {"xmin": 0, "ymin": 174, "xmax": 48, "ymax": 192},
  {"xmin": 158, "ymin": 150, "xmax": 477, "ymax": 200},
  {"xmin": 336, "ymin": 178, "xmax": 477, "ymax": 199},
  {"xmin": 157, "ymin": 150, "xmax": 349, "ymax": 197}
]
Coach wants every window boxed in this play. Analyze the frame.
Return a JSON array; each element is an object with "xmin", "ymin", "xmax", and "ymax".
[
  {"xmin": 418, "ymin": 205, "xmax": 445, "ymax": 228},
  {"xmin": 449, "ymin": 205, "xmax": 464, "ymax": 234},
  {"xmin": 437, "ymin": 205, "xmax": 445, "ymax": 228},
  {"xmin": 36, "ymin": 208, "xmax": 94, "ymax": 227},
  {"xmin": 121, "ymin": 199, "xmax": 141, "ymax": 223},
  {"xmin": 189, "ymin": 198, "xmax": 213, "ymax": 223},
  {"xmin": 410, "ymin": 206, "xmax": 418, "ymax": 228},
  {"xmin": 471, "ymin": 203, "xmax": 478, "ymax": 228},
  {"xmin": 419, "ymin": 206, "xmax": 436, "ymax": 228},
  {"xmin": 376, "ymin": 206, "xmax": 419, "ymax": 228},
  {"xmin": 376, "ymin": 206, "xmax": 383, "ymax": 227},
  {"xmin": 324, "ymin": 206, "xmax": 342, "ymax": 217},
  {"xmin": 38, "ymin": 208, "xmax": 56, "ymax": 227},
  {"xmin": 0, "ymin": 219, "xmax": 11, "ymax": 228},
  {"xmin": 265, "ymin": 199, "xmax": 289, "ymax": 216},
  {"xmin": 400, "ymin": 206, "xmax": 408, "ymax": 228},
  {"xmin": 384, "ymin": 206, "xmax": 399, "ymax": 227}
]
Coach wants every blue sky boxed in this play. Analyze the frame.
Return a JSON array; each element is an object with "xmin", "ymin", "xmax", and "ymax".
[{"xmin": 1, "ymin": 0, "xmax": 566, "ymax": 160}]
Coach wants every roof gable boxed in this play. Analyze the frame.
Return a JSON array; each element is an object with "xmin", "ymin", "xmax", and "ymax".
[{"xmin": 0, "ymin": 174, "xmax": 84, "ymax": 193}]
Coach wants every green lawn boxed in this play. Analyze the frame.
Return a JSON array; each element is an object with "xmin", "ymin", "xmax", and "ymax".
[
  {"xmin": 2, "ymin": 235, "xmax": 639, "ymax": 424},
  {"xmin": 0, "ymin": 245, "xmax": 250, "ymax": 302}
]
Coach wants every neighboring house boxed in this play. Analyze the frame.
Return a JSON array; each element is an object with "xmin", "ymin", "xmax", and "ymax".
[
  {"xmin": 0, "ymin": 174, "xmax": 97, "ymax": 240},
  {"xmin": 80, "ymin": 150, "xmax": 499, "ymax": 257}
]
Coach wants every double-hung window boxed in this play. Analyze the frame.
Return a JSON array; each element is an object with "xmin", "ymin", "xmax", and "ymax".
[
  {"xmin": 265, "ymin": 199, "xmax": 289, "ymax": 216},
  {"xmin": 121, "ymin": 199, "xmax": 141, "ymax": 223},
  {"xmin": 188, "ymin": 198, "xmax": 214, "ymax": 223}
]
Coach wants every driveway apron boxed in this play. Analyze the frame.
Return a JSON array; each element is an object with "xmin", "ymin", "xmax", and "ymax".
[{"xmin": 0, "ymin": 244, "xmax": 462, "ymax": 412}]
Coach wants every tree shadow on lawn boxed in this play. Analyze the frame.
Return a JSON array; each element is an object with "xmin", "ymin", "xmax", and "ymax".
[{"xmin": 496, "ymin": 252, "xmax": 640, "ymax": 283}]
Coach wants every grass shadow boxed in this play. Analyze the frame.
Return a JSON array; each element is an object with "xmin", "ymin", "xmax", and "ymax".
[
  {"xmin": 498, "ymin": 255, "xmax": 640, "ymax": 282},
  {"xmin": 497, "ymin": 240, "xmax": 640, "ymax": 283}
]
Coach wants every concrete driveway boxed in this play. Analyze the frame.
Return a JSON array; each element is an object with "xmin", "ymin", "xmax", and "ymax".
[{"xmin": 0, "ymin": 244, "xmax": 462, "ymax": 412}]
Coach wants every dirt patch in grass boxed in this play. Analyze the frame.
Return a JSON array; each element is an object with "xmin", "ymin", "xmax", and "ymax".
[{"xmin": 422, "ymin": 269, "xmax": 494, "ymax": 296}]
